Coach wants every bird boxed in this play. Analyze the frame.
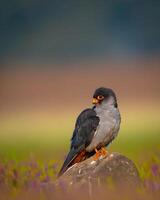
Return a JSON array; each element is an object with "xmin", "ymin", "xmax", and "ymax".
[{"xmin": 58, "ymin": 87, "xmax": 121, "ymax": 177}]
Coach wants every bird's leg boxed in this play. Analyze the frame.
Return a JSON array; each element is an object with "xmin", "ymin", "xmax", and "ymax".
[{"xmin": 93, "ymin": 148, "xmax": 101, "ymax": 161}]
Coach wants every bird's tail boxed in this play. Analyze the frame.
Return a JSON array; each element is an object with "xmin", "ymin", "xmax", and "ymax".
[{"xmin": 58, "ymin": 149, "xmax": 87, "ymax": 177}]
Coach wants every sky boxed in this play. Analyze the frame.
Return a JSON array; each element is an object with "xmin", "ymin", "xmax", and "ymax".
[{"xmin": 0, "ymin": 0, "xmax": 160, "ymax": 66}]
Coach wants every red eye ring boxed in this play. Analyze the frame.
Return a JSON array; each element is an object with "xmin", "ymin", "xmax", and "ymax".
[{"xmin": 97, "ymin": 95, "xmax": 104, "ymax": 100}]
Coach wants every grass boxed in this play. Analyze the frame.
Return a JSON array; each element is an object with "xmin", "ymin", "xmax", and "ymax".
[{"xmin": 0, "ymin": 108, "xmax": 160, "ymax": 161}]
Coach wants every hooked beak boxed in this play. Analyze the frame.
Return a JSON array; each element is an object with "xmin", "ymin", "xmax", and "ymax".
[{"xmin": 92, "ymin": 98, "xmax": 99, "ymax": 105}]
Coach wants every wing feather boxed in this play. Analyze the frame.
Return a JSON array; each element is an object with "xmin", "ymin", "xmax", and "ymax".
[{"xmin": 58, "ymin": 108, "xmax": 99, "ymax": 177}]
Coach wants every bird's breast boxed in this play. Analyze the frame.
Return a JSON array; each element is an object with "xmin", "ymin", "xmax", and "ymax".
[{"xmin": 86, "ymin": 107, "xmax": 120, "ymax": 152}]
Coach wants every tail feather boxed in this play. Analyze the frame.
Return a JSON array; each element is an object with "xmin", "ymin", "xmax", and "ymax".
[
  {"xmin": 58, "ymin": 149, "xmax": 77, "ymax": 177},
  {"xmin": 58, "ymin": 149, "xmax": 87, "ymax": 177}
]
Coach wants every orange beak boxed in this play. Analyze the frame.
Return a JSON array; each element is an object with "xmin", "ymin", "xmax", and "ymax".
[{"xmin": 92, "ymin": 98, "xmax": 99, "ymax": 105}]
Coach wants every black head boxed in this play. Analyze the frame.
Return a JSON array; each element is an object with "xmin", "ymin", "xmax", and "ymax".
[{"xmin": 92, "ymin": 87, "xmax": 117, "ymax": 107}]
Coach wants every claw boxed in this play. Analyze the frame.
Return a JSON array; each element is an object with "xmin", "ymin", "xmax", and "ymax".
[
  {"xmin": 100, "ymin": 147, "xmax": 108, "ymax": 157},
  {"xmin": 93, "ymin": 147, "xmax": 108, "ymax": 161}
]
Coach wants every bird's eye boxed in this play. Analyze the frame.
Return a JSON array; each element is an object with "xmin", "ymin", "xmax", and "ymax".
[{"xmin": 97, "ymin": 95, "xmax": 104, "ymax": 100}]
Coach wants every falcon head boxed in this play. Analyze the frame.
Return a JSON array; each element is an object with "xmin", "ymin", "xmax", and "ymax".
[{"xmin": 92, "ymin": 87, "xmax": 118, "ymax": 107}]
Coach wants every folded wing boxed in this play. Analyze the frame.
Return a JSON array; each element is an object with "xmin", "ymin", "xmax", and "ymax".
[{"xmin": 58, "ymin": 108, "xmax": 99, "ymax": 176}]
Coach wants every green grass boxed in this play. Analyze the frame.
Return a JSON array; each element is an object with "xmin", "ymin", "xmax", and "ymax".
[{"xmin": 0, "ymin": 108, "xmax": 159, "ymax": 163}]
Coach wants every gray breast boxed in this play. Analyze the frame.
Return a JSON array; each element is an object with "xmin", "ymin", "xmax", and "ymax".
[{"xmin": 86, "ymin": 105, "xmax": 121, "ymax": 152}]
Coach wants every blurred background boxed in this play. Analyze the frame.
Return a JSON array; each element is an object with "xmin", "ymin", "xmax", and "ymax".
[{"xmin": 0, "ymin": 0, "xmax": 160, "ymax": 164}]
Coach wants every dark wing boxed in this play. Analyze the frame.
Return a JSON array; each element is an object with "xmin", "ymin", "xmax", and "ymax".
[{"xmin": 58, "ymin": 108, "xmax": 99, "ymax": 177}]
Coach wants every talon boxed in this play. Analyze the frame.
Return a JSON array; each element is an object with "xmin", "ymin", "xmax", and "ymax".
[
  {"xmin": 100, "ymin": 147, "xmax": 108, "ymax": 157},
  {"xmin": 93, "ymin": 147, "xmax": 108, "ymax": 161}
]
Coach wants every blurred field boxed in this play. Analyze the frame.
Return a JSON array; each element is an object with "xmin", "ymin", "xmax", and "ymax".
[
  {"xmin": 0, "ymin": 62, "xmax": 160, "ymax": 199},
  {"xmin": 0, "ymin": 62, "xmax": 160, "ymax": 165},
  {"xmin": 0, "ymin": 104, "xmax": 160, "ymax": 164}
]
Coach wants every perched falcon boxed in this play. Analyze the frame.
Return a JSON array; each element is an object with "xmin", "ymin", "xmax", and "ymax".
[{"xmin": 58, "ymin": 87, "xmax": 121, "ymax": 177}]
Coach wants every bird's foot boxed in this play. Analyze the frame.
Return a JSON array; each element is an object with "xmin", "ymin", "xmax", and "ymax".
[
  {"xmin": 93, "ymin": 147, "xmax": 108, "ymax": 161},
  {"xmin": 100, "ymin": 147, "xmax": 108, "ymax": 157}
]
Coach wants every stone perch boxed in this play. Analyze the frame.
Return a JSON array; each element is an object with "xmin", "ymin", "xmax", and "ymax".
[{"xmin": 57, "ymin": 152, "xmax": 141, "ymax": 189}]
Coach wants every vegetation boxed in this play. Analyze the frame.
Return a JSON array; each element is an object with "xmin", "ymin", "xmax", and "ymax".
[{"xmin": 0, "ymin": 110, "xmax": 160, "ymax": 199}]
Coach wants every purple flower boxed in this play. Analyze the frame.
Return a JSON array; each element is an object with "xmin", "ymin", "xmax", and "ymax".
[
  {"xmin": 153, "ymin": 182, "xmax": 160, "ymax": 190},
  {"xmin": 42, "ymin": 175, "xmax": 50, "ymax": 183},
  {"xmin": 35, "ymin": 171, "xmax": 41, "ymax": 177},
  {"xmin": 29, "ymin": 161, "xmax": 38, "ymax": 169},
  {"xmin": 151, "ymin": 164, "xmax": 159, "ymax": 176}
]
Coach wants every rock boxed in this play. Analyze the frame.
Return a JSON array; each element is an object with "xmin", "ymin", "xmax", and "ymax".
[{"xmin": 57, "ymin": 152, "xmax": 141, "ymax": 189}]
